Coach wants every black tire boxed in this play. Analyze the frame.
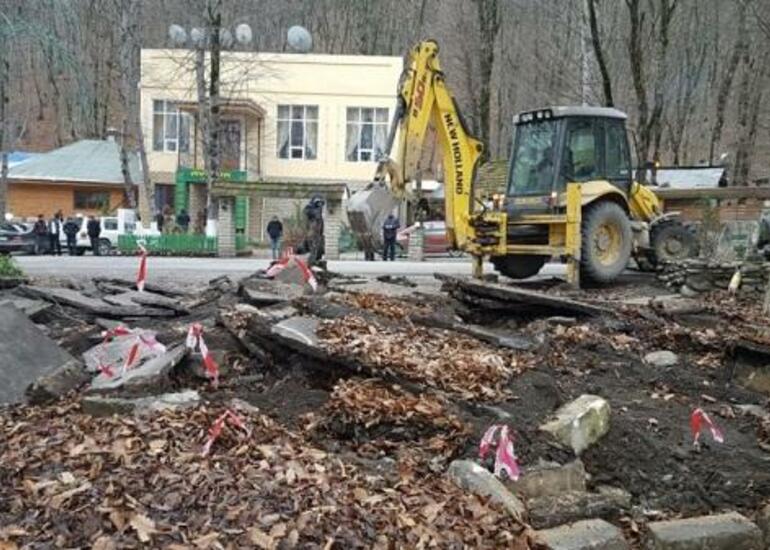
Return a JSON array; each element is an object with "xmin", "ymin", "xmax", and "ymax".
[
  {"xmin": 492, "ymin": 254, "xmax": 548, "ymax": 279},
  {"xmin": 580, "ymin": 201, "xmax": 632, "ymax": 284},
  {"xmin": 98, "ymin": 238, "xmax": 112, "ymax": 256},
  {"xmin": 649, "ymin": 221, "xmax": 698, "ymax": 265}
]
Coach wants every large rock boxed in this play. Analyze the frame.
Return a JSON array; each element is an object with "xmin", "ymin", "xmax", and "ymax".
[
  {"xmin": 447, "ymin": 460, "xmax": 526, "ymax": 521},
  {"xmin": 536, "ymin": 519, "xmax": 629, "ymax": 550},
  {"xmin": 644, "ymin": 350, "xmax": 679, "ymax": 367},
  {"xmin": 540, "ymin": 394, "xmax": 611, "ymax": 455},
  {"xmin": 506, "ymin": 459, "xmax": 586, "ymax": 499},
  {"xmin": 89, "ymin": 345, "xmax": 187, "ymax": 392},
  {"xmin": 647, "ymin": 512, "xmax": 763, "ymax": 550},
  {"xmin": 81, "ymin": 390, "xmax": 201, "ymax": 417},
  {"xmin": 0, "ymin": 304, "xmax": 82, "ymax": 404},
  {"xmin": 527, "ymin": 487, "xmax": 631, "ymax": 530},
  {"xmin": 82, "ymin": 331, "xmax": 166, "ymax": 373},
  {"xmin": 26, "ymin": 359, "xmax": 90, "ymax": 404}
]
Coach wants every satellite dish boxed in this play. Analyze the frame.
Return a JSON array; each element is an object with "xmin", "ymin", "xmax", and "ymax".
[
  {"xmin": 168, "ymin": 24, "xmax": 187, "ymax": 46},
  {"xmin": 287, "ymin": 25, "xmax": 312, "ymax": 53},
  {"xmin": 220, "ymin": 28, "xmax": 234, "ymax": 49},
  {"xmin": 190, "ymin": 27, "xmax": 206, "ymax": 48},
  {"xmin": 235, "ymin": 23, "xmax": 253, "ymax": 45}
]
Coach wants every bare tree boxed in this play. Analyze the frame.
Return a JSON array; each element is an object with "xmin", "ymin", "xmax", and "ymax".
[{"xmin": 586, "ymin": 0, "xmax": 614, "ymax": 106}]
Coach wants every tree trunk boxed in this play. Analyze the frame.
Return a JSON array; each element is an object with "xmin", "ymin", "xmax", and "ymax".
[
  {"xmin": 625, "ymin": 0, "xmax": 650, "ymax": 167},
  {"xmin": 708, "ymin": 0, "xmax": 746, "ymax": 165},
  {"xmin": 587, "ymin": 0, "xmax": 614, "ymax": 107},
  {"xmin": 206, "ymin": 6, "xmax": 222, "ymax": 224},
  {"xmin": 472, "ymin": 0, "xmax": 500, "ymax": 160},
  {"xmin": 0, "ymin": 46, "xmax": 7, "ymax": 218}
]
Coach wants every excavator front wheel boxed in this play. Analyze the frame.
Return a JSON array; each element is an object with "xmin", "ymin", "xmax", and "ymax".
[{"xmin": 580, "ymin": 201, "xmax": 632, "ymax": 284}]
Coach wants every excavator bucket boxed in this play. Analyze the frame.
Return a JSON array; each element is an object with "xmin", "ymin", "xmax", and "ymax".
[{"xmin": 346, "ymin": 182, "xmax": 401, "ymax": 257}]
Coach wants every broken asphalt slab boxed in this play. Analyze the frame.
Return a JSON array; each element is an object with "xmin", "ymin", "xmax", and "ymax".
[
  {"xmin": 0, "ymin": 303, "xmax": 85, "ymax": 404},
  {"xmin": 81, "ymin": 390, "xmax": 201, "ymax": 417},
  {"xmin": 88, "ymin": 345, "xmax": 187, "ymax": 392},
  {"xmin": 447, "ymin": 459, "xmax": 526, "ymax": 522},
  {"xmin": 102, "ymin": 290, "xmax": 189, "ymax": 314},
  {"xmin": 18, "ymin": 285, "xmax": 176, "ymax": 318},
  {"xmin": 436, "ymin": 274, "xmax": 613, "ymax": 317},
  {"xmin": 0, "ymin": 295, "xmax": 51, "ymax": 319}
]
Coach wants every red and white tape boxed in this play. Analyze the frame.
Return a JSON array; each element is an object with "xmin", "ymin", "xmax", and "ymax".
[
  {"xmin": 479, "ymin": 424, "xmax": 521, "ymax": 480},
  {"xmin": 186, "ymin": 323, "xmax": 220, "ymax": 387},
  {"xmin": 201, "ymin": 409, "xmax": 250, "ymax": 456},
  {"xmin": 136, "ymin": 243, "xmax": 148, "ymax": 292},
  {"xmin": 96, "ymin": 326, "xmax": 166, "ymax": 378},
  {"xmin": 265, "ymin": 255, "xmax": 318, "ymax": 291},
  {"xmin": 690, "ymin": 408, "xmax": 724, "ymax": 445}
]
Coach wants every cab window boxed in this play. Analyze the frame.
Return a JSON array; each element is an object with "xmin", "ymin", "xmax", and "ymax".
[
  {"xmin": 562, "ymin": 119, "xmax": 599, "ymax": 183},
  {"xmin": 604, "ymin": 119, "xmax": 631, "ymax": 182}
]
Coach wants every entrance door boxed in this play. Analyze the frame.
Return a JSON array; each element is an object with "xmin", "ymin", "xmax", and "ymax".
[{"xmin": 220, "ymin": 120, "xmax": 242, "ymax": 171}]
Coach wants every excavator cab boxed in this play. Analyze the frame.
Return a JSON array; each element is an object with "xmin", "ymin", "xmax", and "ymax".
[{"xmin": 506, "ymin": 107, "xmax": 632, "ymax": 216}]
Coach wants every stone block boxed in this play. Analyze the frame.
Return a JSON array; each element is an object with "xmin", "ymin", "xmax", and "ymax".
[
  {"xmin": 536, "ymin": 519, "xmax": 629, "ymax": 550},
  {"xmin": 540, "ymin": 394, "xmax": 611, "ymax": 455},
  {"xmin": 506, "ymin": 459, "xmax": 586, "ymax": 499},
  {"xmin": 647, "ymin": 512, "xmax": 763, "ymax": 550},
  {"xmin": 447, "ymin": 459, "xmax": 526, "ymax": 521},
  {"xmin": 644, "ymin": 350, "xmax": 679, "ymax": 367},
  {"xmin": 527, "ymin": 487, "xmax": 631, "ymax": 530},
  {"xmin": 81, "ymin": 390, "xmax": 201, "ymax": 417}
]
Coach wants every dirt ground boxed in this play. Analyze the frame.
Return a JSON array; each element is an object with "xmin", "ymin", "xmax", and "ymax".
[{"xmin": 2, "ymin": 268, "xmax": 769, "ymax": 547}]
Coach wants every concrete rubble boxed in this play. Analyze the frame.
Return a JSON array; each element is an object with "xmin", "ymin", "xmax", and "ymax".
[
  {"xmin": 644, "ymin": 350, "xmax": 679, "ymax": 367},
  {"xmin": 539, "ymin": 394, "xmax": 611, "ymax": 455},
  {"xmin": 447, "ymin": 459, "xmax": 526, "ymax": 521},
  {"xmin": 81, "ymin": 390, "xmax": 201, "ymax": 417}
]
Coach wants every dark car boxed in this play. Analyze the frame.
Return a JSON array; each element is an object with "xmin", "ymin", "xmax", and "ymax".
[{"xmin": 0, "ymin": 222, "xmax": 35, "ymax": 254}]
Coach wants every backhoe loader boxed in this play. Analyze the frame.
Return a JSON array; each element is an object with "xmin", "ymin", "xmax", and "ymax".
[{"xmin": 347, "ymin": 40, "xmax": 697, "ymax": 286}]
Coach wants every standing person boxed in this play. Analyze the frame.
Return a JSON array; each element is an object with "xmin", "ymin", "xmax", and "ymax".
[
  {"xmin": 63, "ymin": 217, "xmax": 79, "ymax": 256},
  {"xmin": 48, "ymin": 211, "xmax": 63, "ymax": 256},
  {"xmin": 155, "ymin": 209, "xmax": 165, "ymax": 233},
  {"xmin": 162, "ymin": 205, "xmax": 173, "ymax": 234},
  {"xmin": 33, "ymin": 214, "xmax": 48, "ymax": 255},
  {"xmin": 86, "ymin": 215, "xmax": 102, "ymax": 256},
  {"xmin": 176, "ymin": 209, "xmax": 191, "ymax": 233},
  {"xmin": 266, "ymin": 216, "xmax": 283, "ymax": 259},
  {"xmin": 382, "ymin": 213, "xmax": 400, "ymax": 261}
]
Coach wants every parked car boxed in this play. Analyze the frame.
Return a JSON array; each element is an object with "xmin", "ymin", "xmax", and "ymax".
[
  {"xmin": 395, "ymin": 220, "xmax": 464, "ymax": 257},
  {"xmin": 0, "ymin": 222, "xmax": 35, "ymax": 254}
]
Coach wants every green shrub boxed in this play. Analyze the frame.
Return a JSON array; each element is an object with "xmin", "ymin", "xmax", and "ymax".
[{"xmin": 0, "ymin": 255, "xmax": 24, "ymax": 278}]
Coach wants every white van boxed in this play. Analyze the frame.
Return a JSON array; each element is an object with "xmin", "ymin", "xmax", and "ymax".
[{"xmin": 62, "ymin": 209, "xmax": 137, "ymax": 255}]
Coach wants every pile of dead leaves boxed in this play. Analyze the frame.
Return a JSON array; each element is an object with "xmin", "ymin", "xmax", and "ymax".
[
  {"xmin": 313, "ymin": 378, "xmax": 470, "ymax": 463},
  {"xmin": 331, "ymin": 292, "xmax": 431, "ymax": 321},
  {"xmin": 317, "ymin": 316, "xmax": 524, "ymax": 400},
  {"xmin": 0, "ymin": 401, "xmax": 535, "ymax": 549}
]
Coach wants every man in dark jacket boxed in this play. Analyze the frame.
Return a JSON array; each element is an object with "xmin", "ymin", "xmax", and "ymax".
[
  {"xmin": 48, "ymin": 211, "xmax": 63, "ymax": 255},
  {"xmin": 155, "ymin": 210, "xmax": 165, "ymax": 233},
  {"xmin": 266, "ymin": 216, "xmax": 283, "ymax": 259},
  {"xmin": 176, "ymin": 209, "xmax": 191, "ymax": 233},
  {"xmin": 63, "ymin": 217, "xmax": 80, "ymax": 255},
  {"xmin": 86, "ymin": 215, "xmax": 102, "ymax": 256},
  {"xmin": 33, "ymin": 214, "xmax": 48, "ymax": 255},
  {"xmin": 382, "ymin": 213, "xmax": 400, "ymax": 261}
]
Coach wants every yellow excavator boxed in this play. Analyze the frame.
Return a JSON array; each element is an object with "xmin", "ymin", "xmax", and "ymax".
[{"xmin": 347, "ymin": 40, "xmax": 697, "ymax": 286}]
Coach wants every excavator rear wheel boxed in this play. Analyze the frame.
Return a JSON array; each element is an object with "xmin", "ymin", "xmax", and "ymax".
[
  {"xmin": 649, "ymin": 221, "xmax": 698, "ymax": 266},
  {"xmin": 492, "ymin": 254, "xmax": 548, "ymax": 280},
  {"xmin": 580, "ymin": 201, "xmax": 632, "ymax": 284}
]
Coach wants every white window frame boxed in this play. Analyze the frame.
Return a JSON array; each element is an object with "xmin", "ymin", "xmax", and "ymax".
[
  {"xmin": 345, "ymin": 107, "xmax": 389, "ymax": 162},
  {"xmin": 152, "ymin": 100, "xmax": 190, "ymax": 153},
  {"xmin": 276, "ymin": 105, "xmax": 318, "ymax": 160}
]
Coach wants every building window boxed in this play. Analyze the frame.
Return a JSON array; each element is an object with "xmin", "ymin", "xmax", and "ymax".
[
  {"xmin": 277, "ymin": 105, "xmax": 318, "ymax": 160},
  {"xmin": 346, "ymin": 107, "xmax": 388, "ymax": 162},
  {"xmin": 74, "ymin": 190, "xmax": 111, "ymax": 210},
  {"xmin": 153, "ymin": 100, "xmax": 191, "ymax": 153}
]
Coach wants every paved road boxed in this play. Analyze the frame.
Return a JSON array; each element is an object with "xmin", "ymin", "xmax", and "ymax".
[{"xmin": 16, "ymin": 255, "xmax": 566, "ymax": 284}]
